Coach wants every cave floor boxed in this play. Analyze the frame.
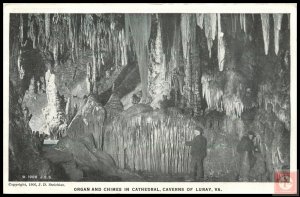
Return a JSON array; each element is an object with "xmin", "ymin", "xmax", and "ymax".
[
  {"xmin": 42, "ymin": 146, "xmax": 266, "ymax": 182},
  {"xmin": 42, "ymin": 146, "xmax": 231, "ymax": 182},
  {"xmin": 136, "ymin": 171, "xmax": 237, "ymax": 182}
]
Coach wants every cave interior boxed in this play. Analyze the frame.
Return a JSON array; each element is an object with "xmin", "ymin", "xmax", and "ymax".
[{"xmin": 9, "ymin": 13, "xmax": 290, "ymax": 182}]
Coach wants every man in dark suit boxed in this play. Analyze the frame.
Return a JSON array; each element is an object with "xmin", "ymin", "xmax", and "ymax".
[
  {"xmin": 237, "ymin": 131, "xmax": 257, "ymax": 181},
  {"xmin": 185, "ymin": 126, "xmax": 207, "ymax": 181}
]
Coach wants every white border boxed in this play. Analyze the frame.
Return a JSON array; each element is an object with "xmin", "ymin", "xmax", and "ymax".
[{"xmin": 3, "ymin": 3, "xmax": 297, "ymax": 194}]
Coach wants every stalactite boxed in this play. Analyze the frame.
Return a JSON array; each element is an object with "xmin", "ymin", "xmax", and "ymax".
[
  {"xmin": 45, "ymin": 14, "xmax": 50, "ymax": 42},
  {"xmin": 17, "ymin": 50, "xmax": 25, "ymax": 80},
  {"xmin": 204, "ymin": 14, "xmax": 217, "ymax": 58},
  {"xmin": 231, "ymin": 15, "xmax": 236, "ymax": 38},
  {"xmin": 96, "ymin": 32, "xmax": 101, "ymax": 75},
  {"xmin": 125, "ymin": 14, "xmax": 152, "ymax": 103},
  {"xmin": 65, "ymin": 97, "xmax": 72, "ymax": 124},
  {"xmin": 35, "ymin": 15, "xmax": 45, "ymax": 48},
  {"xmin": 74, "ymin": 15, "xmax": 79, "ymax": 60},
  {"xmin": 124, "ymin": 15, "xmax": 130, "ymax": 46},
  {"xmin": 149, "ymin": 15, "xmax": 171, "ymax": 109},
  {"xmin": 92, "ymin": 34, "xmax": 98, "ymax": 94},
  {"xmin": 240, "ymin": 14, "xmax": 247, "ymax": 33},
  {"xmin": 218, "ymin": 14, "xmax": 226, "ymax": 71},
  {"xmin": 180, "ymin": 14, "xmax": 193, "ymax": 105},
  {"xmin": 223, "ymin": 95, "xmax": 244, "ymax": 118},
  {"xmin": 190, "ymin": 14, "xmax": 201, "ymax": 115},
  {"xmin": 180, "ymin": 14, "xmax": 190, "ymax": 60},
  {"xmin": 53, "ymin": 42, "xmax": 59, "ymax": 66},
  {"xmin": 119, "ymin": 29, "xmax": 127, "ymax": 66},
  {"xmin": 86, "ymin": 62, "xmax": 93, "ymax": 94},
  {"xmin": 273, "ymin": 14, "xmax": 283, "ymax": 55},
  {"xmin": 196, "ymin": 14, "xmax": 204, "ymax": 29},
  {"xmin": 223, "ymin": 71, "xmax": 246, "ymax": 118},
  {"xmin": 170, "ymin": 15, "xmax": 181, "ymax": 74},
  {"xmin": 68, "ymin": 14, "xmax": 73, "ymax": 46},
  {"xmin": 69, "ymin": 15, "xmax": 76, "ymax": 63},
  {"xmin": 19, "ymin": 14, "xmax": 24, "ymax": 43},
  {"xmin": 169, "ymin": 16, "xmax": 182, "ymax": 105},
  {"xmin": 29, "ymin": 15, "xmax": 39, "ymax": 49},
  {"xmin": 160, "ymin": 14, "xmax": 177, "ymax": 67},
  {"xmin": 261, "ymin": 14, "xmax": 270, "ymax": 55},
  {"xmin": 201, "ymin": 74, "xmax": 223, "ymax": 111}
]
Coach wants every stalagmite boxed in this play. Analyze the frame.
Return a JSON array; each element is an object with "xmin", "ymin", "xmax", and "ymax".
[
  {"xmin": 218, "ymin": 14, "xmax": 226, "ymax": 71},
  {"xmin": 261, "ymin": 14, "xmax": 270, "ymax": 55},
  {"xmin": 204, "ymin": 14, "xmax": 217, "ymax": 58},
  {"xmin": 42, "ymin": 70, "xmax": 66, "ymax": 138},
  {"xmin": 273, "ymin": 14, "xmax": 283, "ymax": 55}
]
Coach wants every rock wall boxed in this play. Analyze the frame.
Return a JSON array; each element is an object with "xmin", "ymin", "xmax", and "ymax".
[
  {"xmin": 66, "ymin": 95, "xmax": 106, "ymax": 149},
  {"xmin": 9, "ymin": 83, "xmax": 54, "ymax": 181}
]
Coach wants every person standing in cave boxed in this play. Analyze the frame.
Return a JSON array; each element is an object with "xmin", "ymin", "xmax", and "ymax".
[
  {"xmin": 185, "ymin": 126, "xmax": 207, "ymax": 181},
  {"xmin": 237, "ymin": 131, "xmax": 257, "ymax": 181}
]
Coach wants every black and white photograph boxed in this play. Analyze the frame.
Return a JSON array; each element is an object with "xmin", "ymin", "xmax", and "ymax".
[{"xmin": 3, "ymin": 3, "xmax": 297, "ymax": 194}]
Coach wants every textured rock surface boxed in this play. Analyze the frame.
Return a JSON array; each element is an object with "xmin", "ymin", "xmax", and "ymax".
[
  {"xmin": 120, "ymin": 103, "xmax": 153, "ymax": 118},
  {"xmin": 104, "ymin": 92, "xmax": 124, "ymax": 121},
  {"xmin": 44, "ymin": 131, "xmax": 144, "ymax": 181},
  {"xmin": 66, "ymin": 95, "xmax": 106, "ymax": 149},
  {"xmin": 55, "ymin": 135, "xmax": 119, "ymax": 180},
  {"xmin": 8, "ymin": 13, "xmax": 291, "ymax": 182}
]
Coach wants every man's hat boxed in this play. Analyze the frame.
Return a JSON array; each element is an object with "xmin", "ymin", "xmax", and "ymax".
[
  {"xmin": 195, "ymin": 126, "xmax": 203, "ymax": 133},
  {"xmin": 195, "ymin": 126, "xmax": 202, "ymax": 131}
]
